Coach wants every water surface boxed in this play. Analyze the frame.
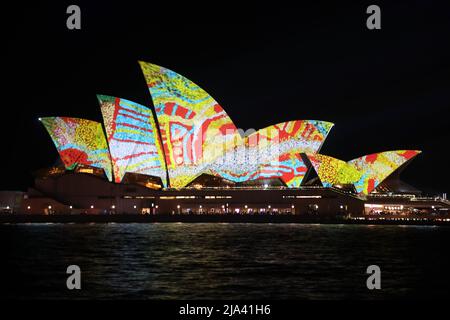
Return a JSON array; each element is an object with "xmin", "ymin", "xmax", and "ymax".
[{"xmin": 1, "ymin": 223, "xmax": 449, "ymax": 299}]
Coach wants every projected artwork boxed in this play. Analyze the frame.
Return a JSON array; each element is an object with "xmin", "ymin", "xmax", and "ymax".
[
  {"xmin": 210, "ymin": 152, "xmax": 308, "ymax": 187},
  {"xmin": 307, "ymin": 154, "xmax": 363, "ymax": 188},
  {"xmin": 245, "ymin": 120, "xmax": 332, "ymax": 186},
  {"xmin": 40, "ymin": 62, "xmax": 421, "ymax": 191},
  {"xmin": 41, "ymin": 117, "xmax": 113, "ymax": 181},
  {"xmin": 207, "ymin": 120, "xmax": 333, "ymax": 186},
  {"xmin": 139, "ymin": 60, "xmax": 334, "ymax": 188},
  {"xmin": 139, "ymin": 61, "xmax": 239, "ymax": 188},
  {"xmin": 245, "ymin": 120, "xmax": 333, "ymax": 153},
  {"xmin": 349, "ymin": 150, "xmax": 421, "ymax": 194},
  {"xmin": 308, "ymin": 150, "xmax": 421, "ymax": 194},
  {"xmin": 98, "ymin": 95, "xmax": 167, "ymax": 186}
]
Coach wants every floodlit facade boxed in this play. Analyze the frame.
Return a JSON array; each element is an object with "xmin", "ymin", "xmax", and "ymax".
[{"xmin": 21, "ymin": 61, "xmax": 436, "ymax": 216}]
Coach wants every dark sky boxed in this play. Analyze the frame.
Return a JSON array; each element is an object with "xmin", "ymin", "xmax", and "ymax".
[{"xmin": 2, "ymin": 1, "xmax": 450, "ymax": 194}]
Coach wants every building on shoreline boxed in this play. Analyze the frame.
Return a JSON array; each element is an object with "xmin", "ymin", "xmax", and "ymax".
[
  {"xmin": 8, "ymin": 169, "xmax": 448, "ymax": 217},
  {"xmin": 1, "ymin": 62, "xmax": 448, "ymax": 217}
]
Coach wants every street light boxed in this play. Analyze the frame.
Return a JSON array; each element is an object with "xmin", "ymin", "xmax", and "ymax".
[{"xmin": 90, "ymin": 205, "xmax": 94, "ymax": 209}]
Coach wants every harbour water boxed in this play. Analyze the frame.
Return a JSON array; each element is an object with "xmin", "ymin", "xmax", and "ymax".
[{"xmin": 1, "ymin": 223, "xmax": 449, "ymax": 299}]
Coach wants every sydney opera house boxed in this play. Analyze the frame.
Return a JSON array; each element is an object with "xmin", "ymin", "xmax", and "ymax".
[{"xmin": 6, "ymin": 62, "xmax": 449, "ymax": 217}]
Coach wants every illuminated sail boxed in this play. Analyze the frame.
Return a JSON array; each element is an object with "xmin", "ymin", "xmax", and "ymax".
[
  {"xmin": 349, "ymin": 150, "xmax": 421, "ymax": 194},
  {"xmin": 139, "ymin": 61, "xmax": 239, "ymax": 188},
  {"xmin": 307, "ymin": 150, "xmax": 421, "ymax": 194},
  {"xmin": 41, "ymin": 117, "xmax": 113, "ymax": 181},
  {"xmin": 98, "ymin": 95, "xmax": 167, "ymax": 186}
]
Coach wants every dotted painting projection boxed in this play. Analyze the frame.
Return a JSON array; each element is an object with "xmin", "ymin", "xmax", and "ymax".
[
  {"xmin": 139, "ymin": 61, "xmax": 334, "ymax": 188},
  {"xmin": 207, "ymin": 120, "xmax": 333, "ymax": 186},
  {"xmin": 98, "ymin": 95, "xmax": 167, "ymax": 186},
  {"xmin": 308, "ymin": 150, "xmax": 421, "ymax": 195},
  {"xmin": 139, "ymin": 61, "xmax": 241, "ymax": 188},
  {"xmin": 41, "ymin": 117, "xmax": 113, "ymax": 181},
  {"xmin": 40, "ymin": 61, "xmax": 421, "ymax": 192},
  {"xmin": 349, "ymin": 150, "xmax": 421, "ymax": 194}
]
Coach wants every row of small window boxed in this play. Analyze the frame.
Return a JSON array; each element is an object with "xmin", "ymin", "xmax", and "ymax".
[{"xmin": 160, "ymin": 195, "xmax": 233, "ymax": 200}]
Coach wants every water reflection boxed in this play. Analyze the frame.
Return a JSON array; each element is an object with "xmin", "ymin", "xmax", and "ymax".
[{"xmin": 1, "ymin": 223, "xmax": 449, "ymax": 299}]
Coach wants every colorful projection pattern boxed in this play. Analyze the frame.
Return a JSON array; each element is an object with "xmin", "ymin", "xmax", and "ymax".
[
  {"xmin": 308, "ymin": 150, "xmax": 421, "ymax": 194},
  {"xmin": 349, "ymin": 150, "xmax": 421, "ymax": 194},
  {"xmin": 210, "ymin": 152, "xmax": 309, "ymax": 187},
  {"xmin": 139, "ymin": 61, "xmax": 239, "ymax": 188},
  {"xmin": 140, "ymin": 61, "xmax": 334, "ymax": 187},
  {"xmin": 41, "ymin": 117, "xmax": 113, "ymax": 181},
  {"xmin": 307, "ymin": 154, "xmax": 363, "ymax": 188},
  {"xmin": 98, "ymin": 95, "xmax": 167, "ymax": 185},
  {"xmin": 208, "ymin": 120, "xmax": 334, "ymax": 186},
  {"xmin": 247, "ymin": 120, "xmax": 332, "ymax": 187},
  {"xmin": 41, "ymin": 62, "xmax": 420, "ymax": 191},
  {"xmin": 245, "ymin": 120, "xmax": 333, "ymax": 152}
]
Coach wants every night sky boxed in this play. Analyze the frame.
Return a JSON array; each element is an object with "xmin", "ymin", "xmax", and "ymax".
[{"xmin": 3, "ymin": 1, "xmax": 450, "ymax": 194}]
